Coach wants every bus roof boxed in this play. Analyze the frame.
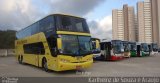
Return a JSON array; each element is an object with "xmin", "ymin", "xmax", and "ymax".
[{"xmin": 17, "ymin": 14, "xmax": 85, "ymax": 33}]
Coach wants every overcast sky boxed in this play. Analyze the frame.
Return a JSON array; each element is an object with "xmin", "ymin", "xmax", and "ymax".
[{"xmin": 0, "ymin": 0, "xmax": 143, "ymax": 40}]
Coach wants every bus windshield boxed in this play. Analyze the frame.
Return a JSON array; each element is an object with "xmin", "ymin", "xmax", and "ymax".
[
  {"xmin": 141, "ymin": 43, "xmax": 149, "ymax": 52},
  {"xmin": 123, "ymin": 42, "xmax": 130, "ymax": 52},
  {"xmin": 112, "ymin": 40, "xmax": 124, "ymax": 54},
  {"xmin": 152, "ymin": 43, "xmax": 158, "ymax": 51},
  {"xmin": 61, "ymin": 35, "xmax": 91, "ymax": 56},
  {"xmin": 130, "ymin": 43, "xmax": 137, "ymax": 51},
  {"xmin": 56, "ymin": 15, "xmax": 90, "ymax": 33},
  {"xmin": 92, "ymin": 41, "xmax": 100, "ymax": 53}
]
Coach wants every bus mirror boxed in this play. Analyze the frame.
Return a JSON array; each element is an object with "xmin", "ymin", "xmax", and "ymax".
[{"xmin": 57, "ymin": 38, "xmax": 62, "ymax": 49}]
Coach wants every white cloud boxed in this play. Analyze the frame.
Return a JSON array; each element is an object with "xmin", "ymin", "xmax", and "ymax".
[
  {"xmin": 99, "ymin": 15, "xmax": 112, "ymax": 32},
  {"xmin": 88, "ymin": 15, "xmax": 112, "ymax": 40},
  {"xmin": 46, "ymin": 0, "xmax": 105, "ymax": 16},
  {"xmin": 0, "ymin": 0, "xmax": 112, "ymax": 40},
  {"xmin": 0, "ymin": 0, "xmax": 105, "ymax": 30},
  {"xmin": 0, "ymin": 0, "xmax": 45, "ymax": 30}
]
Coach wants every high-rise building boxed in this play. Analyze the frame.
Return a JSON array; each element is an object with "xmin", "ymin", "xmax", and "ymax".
[
  {"xmin": 112, "ymin": 5, "xmax": 136, "ymax": 41},
  {"xmin": 112, "ymin": 9, "xmax": 124, "ymax": 40},
  {"xmin": 150, "ymin": 0, "xmax": 160, "ymax": 46},
  {"xmin": 135, "ymin": 14, "xmax": 138, "ymax": 42},
  {"xmin": 137, "ymin": 0, "xmax": 152, "ymax": 43},
  {"xmin": 123, "ymin": 5, "xmax": 129, "ymax": 41},
  {"xmin": 137, "ymin": 2, "xmax": 145, "ymax": 42},
  {"xmin": 127, "ymin": 6, "xmax": 136, "ymax": 41},
  {"xmin": 112, "ymin": 0, "xmax": 160, "ymax": 47}
]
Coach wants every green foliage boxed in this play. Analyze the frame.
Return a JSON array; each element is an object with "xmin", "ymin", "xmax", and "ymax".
[{"xmin": 0, "ymin": 30, "xmax": 16, "ymax": 49}]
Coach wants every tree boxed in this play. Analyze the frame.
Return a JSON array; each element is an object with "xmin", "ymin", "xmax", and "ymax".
[{"xmin": 0, "ymin": 30, "xmax": 16, "ymax": 49}]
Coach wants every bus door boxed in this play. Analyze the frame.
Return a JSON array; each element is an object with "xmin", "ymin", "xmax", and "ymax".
[
  {"xmin": 148, "ymin": 44, "xmax": 152, "ymax": 55},
  {"xmin": 35, "ymin": 48, "xmax": 41, "ymax": 67},
  {"xmin": 106, "ymin": 42, "xmax": 111, "ymax": 60},
  {"xmin": 100, "ymin": 43, "xmax": 106, "ymax": 60},
  {"xmin": 35, "ymin": 42, "xmax": 45, "ymax": 67},
  {"xmin": 137, "ymin": 45, "xmax": 141, "ymax": 57}
]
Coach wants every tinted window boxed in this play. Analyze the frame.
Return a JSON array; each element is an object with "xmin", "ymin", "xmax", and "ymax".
[
  {"xmin": 16, "ymin": 15, "xmax": 55, "ymax": 39},
  {"xmin": 23, "ymin": 42, "xmax": 45, "ymax": 55},
  {"xmin": 39, "ymin": 16, "xmax": 55, "ymax": 37},
  {"xmin": 112, "ymin": 40, "xmax": 124, "ymax": 54},
  {"xmin": 56, "ymin": 15, "xmax": 90, "ymax": 33},
  {"xmin": 47, "ymin": 35, "xmax": 57, "ymax": 56},
  {"xmin": 61, "ymin": 35, "xmax": 91, "ymax": 56},
  {"xmin": 31, "ymin": 22, "xmax": 39, "ymax": 35},
  {"xmin": 78, "ymin": 36, "xmax": 91, "ymax": 55},
  {"xmin": 74, "ymin": 18, "xmax": 84, "ymax": 32}
]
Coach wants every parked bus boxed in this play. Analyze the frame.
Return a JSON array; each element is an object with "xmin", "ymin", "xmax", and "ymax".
[
  {"xmin": 122, "ymin": 41, "xmax": 130, "ymax": 58},
  {"xmin": 100, "ymin": 40, "xmax": 124, "ymax": 61},
  {"xmin": 15, "ymin": 14, "xmax": 93, "ymax": 71},
  {"xmin": 137, "ymin": 43, "xmax": 150, "ymax": 57},
  {"xmin": 129, "ymin": 42, "xmax": 137, "ymax": 57},
  {"xmin": 148, "ymin": 43, "xmax": 158, "ymax": 55},
  {"xmin": 158, "ymin": 48, "xmax": 160, "ymax": 53},
  {"xmin": 91, "ymin": 38, "xmax": 101, "ymax": 60}
]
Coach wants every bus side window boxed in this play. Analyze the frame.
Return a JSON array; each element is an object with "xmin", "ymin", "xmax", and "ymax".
[
  {"xmin": 23, "ymin": 42, "xmax": 45, "ymax": 55},
  {"xmin": 31, "ymin": 23, "xmax": 39, "ymax": 35},
  {"xmin": 39, "ymin": 16, "xmax": 55, "ymax": 37}
]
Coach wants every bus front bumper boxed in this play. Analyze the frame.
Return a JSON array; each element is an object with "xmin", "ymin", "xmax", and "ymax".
[
  {"xmin": 57, "ymin": 60, "xmax": 93, "ymax": 71},
  {"xmin": 123, "ymin": 52, "xmax": 131, "ymax": 58},
  {"xmin": 110, "ymin": 55, "xmax": 124, "ymax": 61}
]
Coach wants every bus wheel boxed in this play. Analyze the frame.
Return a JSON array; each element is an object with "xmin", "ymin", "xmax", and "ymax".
[
  {"xmin": 42, "ymin": 59, "xmax": 48, "ymax": 72},
  {"xmin": 18, "ymin": 56, "xmax": 23, "ymax": 64}
]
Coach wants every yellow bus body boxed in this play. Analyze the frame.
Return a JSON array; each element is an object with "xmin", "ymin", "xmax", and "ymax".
[{"xmin": 15, "ymin": 31, "xmax": 93, "ymax": 71}]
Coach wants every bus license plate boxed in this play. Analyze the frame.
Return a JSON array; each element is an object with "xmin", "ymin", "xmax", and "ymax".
[{"xmin": 76, "ymin": 66, "xmax": 82, "ymax": 70}]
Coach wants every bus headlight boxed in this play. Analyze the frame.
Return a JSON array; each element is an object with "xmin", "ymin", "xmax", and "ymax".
[{"xmin": 59, "ymin": 49, "xmax": 63, "ymax": 53}]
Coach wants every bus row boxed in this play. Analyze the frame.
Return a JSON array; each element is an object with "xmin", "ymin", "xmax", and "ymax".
[{"xmin": 92, "ymin": 39, "xmax": 159, "ymax": 61}]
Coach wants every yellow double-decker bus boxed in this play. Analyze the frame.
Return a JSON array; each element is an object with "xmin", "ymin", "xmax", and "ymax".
[{"xmin": 15, "ymin": 14, "xmax": 93, "ymax": 71}]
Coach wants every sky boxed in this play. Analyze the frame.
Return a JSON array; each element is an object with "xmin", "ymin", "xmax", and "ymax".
[{"xmin": 0, "ymin": 0, "xmax": 143, "ymax": 40}]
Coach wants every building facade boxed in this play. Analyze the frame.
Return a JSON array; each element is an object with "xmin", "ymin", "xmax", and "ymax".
[
  {"xmin": 112, "ymin": 0, "xmax": 160, "ymax": 47},
  {"xmin": 137, "ymin": 0, "xmax": 152, "ymax": 43},
  {"xmin": 112, "ymin": 5, "xmax": 136, "ymax": 41},
  {"xmin": 127, "ymin": 6, "xmax": 136, "ymax": 41},
  {"xmin": 150, "ymin": 0, "xmax": 160, "ymax": 46},
  {"xmin": 112, "ymin": 9, "xmax": 124, "ymax": 40}
]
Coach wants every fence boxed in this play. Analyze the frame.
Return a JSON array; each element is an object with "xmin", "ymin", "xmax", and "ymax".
[{"xmin": 0, "ymin": 49, "xmax": 15, "ymax": 57}]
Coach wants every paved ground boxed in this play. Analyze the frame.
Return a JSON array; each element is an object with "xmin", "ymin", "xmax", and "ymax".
[{"xmin": 0, "ymin": 54, "xmax": 160, "ymax": 77}]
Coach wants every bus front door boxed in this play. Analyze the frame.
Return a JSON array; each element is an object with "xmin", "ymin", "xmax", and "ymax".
[{"xmin": 137, "ymin": 45, "xmax": 141, "ymax": 57}]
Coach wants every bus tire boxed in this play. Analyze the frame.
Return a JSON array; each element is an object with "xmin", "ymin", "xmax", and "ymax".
[
  {"xmin": 42, "ymin": 58, "xmax": 48, "ymax": 72},
  {"xmin": 18, "ymin": 55, "xmax": 23, "ymax": 64}
]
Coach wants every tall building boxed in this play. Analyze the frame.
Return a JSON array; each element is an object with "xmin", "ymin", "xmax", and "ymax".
[
  {"xmin": 123, "ymin": 5, "xmax": 129, "ymax": 41},
  {"xmin": 112, "ymin": 5, "xmax": 136, "ymax": 41},
  {"xmin": 112, "ymin": 9, "xmax": 124, "ymax": 40},
  {"xmin": 137, "ymin": 0, "xmax": 152, "ymax": 43},
  {"xmin": 150, "ymin": 0, "xmax": 160, "ymax": 46},
  {"xmin": 135, "ymin": 14, "xmax": 138, "ymax": 42},
  {"xmin": 137, "ymin": 2, "xmax": 145, "ymax": 42},
  {"xmin": 127, "ymin": 6, "xmax": 136, "ymax": 41}
]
